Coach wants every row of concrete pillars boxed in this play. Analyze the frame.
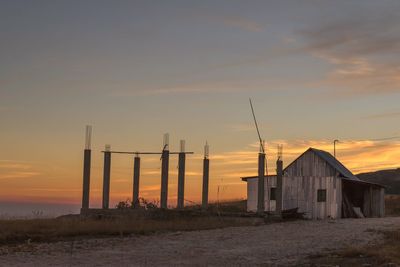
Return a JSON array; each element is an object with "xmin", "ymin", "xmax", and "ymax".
[
  {"xmin": 81, "ymin": 129, "xmax": 211, "ymax": 211},
  {"xmin": 256, "ymin": 151, "xmax": 283, "ymax": 216}
]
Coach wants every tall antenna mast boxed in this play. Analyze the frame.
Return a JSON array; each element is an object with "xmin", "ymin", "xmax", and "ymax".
[{"xmin": 249, "ymin": 98, "xmax": 265, "ymax": 153}]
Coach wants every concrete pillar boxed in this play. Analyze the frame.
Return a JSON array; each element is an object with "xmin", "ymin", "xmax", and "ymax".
[
  {"xmin": 202, "ymin": 158, "xmax": 210, "ymax": 210},
  {"xmin": 102, "ymin": 145, "xmax": 111, "ymax": 209},
  {"xmin": 276, "ymin": 159, "xmax": 283, "ymax": 216},
  {"xmin": 81, "ymin": 125, "xmax": 92, "ymax": 212},
  {"xmin": 177, "ymin": 152, "xmax": 186, "ymax": 209},
  {"xmin": 81, "ymin": 149, "xmax": 91, "ymax": 210},
  {"xmin": 132, "ymin": 156, "xmax": 140, "ymax": 207},
  {"xmin": 257, "ymin": 153, "xmax": 265, "ymax": 214},
  {"xmin": 160, "ymin": 149, "xmax": 169, "ymax": 209},
  {"xmin": 202, "ymin": 142, "xmax": 210, "ymax": 210}
]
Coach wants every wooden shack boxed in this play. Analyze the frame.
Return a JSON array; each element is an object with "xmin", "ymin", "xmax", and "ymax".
[{"xmin": 242, "ymin": 148, "xmax": 385, "ymax": 219}]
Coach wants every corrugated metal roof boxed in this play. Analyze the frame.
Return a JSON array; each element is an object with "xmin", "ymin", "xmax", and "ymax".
[{"xmin": 309, "ymin": 148, "xmax": 360, "ymax": 181}]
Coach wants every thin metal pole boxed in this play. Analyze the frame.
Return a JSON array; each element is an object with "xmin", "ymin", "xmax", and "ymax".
[{"xmin": 334, "ymin": 139, "xmax": 339, "ymax": 158}]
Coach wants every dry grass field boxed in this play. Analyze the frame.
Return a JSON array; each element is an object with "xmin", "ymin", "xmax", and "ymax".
[
  {"xmin": 1, "ymin": 197, "xmax": 399, "ymax": 265},
  {"xmin": 304, "ymin": 195, "xmax": 400, "ymax": 266},
  {"xmin": 1, "ymin": 217, "xmax": 399, "ymax": 266},
  {"xmin": 385, "ymin": 194, "xmax": 400, "ymax": 216},
  {"xmin": 0, "ymin": 200, "xmax": 254, "ymax": 246},
  {"xmin": 304, "ymin": 228, "xmax": 400, "ymax": 266},
  {"xmin": 0, "ymin": 216, "xmax": 261, "ymax": 245}
]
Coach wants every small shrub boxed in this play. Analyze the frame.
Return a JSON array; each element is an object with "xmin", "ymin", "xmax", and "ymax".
[{"xmin": 115, "ymin": 199, "xmax": 132, "ymax": 209}]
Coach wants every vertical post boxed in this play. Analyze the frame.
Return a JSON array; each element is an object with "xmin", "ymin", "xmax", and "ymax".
[
  {"xmin": 177, "ymin": 140, "xmax": 186, "ymax": 209},
  {"xmin": 160, "ymin": 134, "xmax": 170, "ymax": 209},
  {"xmin": 102, "ymin": 144, "xmax": 111, "ymax": 209},
  {"xmin": 334, "ymin": 139, "xmax": 339, "ymax": 158},
  {"xmin": 276, "ymin": 145, "xmax": 283, "ymax": 216},
  {"xmin": 132, "ymin": 154, "xmax": 141, "ymax": 207},
  {"xmin": 81, "ymin": 125, "xmax": 92, "ymax": 211},
  {"xmin": 202, "ymin": 142, "xmax": 210, "ymax": 210},
  {"xmin": 257, "ymin": 150, "xmax": 266, "ymax": 214}
]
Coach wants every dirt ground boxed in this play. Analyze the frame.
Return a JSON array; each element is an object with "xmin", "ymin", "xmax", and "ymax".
[{"xmin": 1, "ymin": 217, "xmax": 399, "ymax": 266}]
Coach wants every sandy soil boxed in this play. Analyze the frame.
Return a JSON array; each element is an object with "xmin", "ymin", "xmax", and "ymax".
[{"xmin": 1, "ymin": 217, "xmax": 399, "ymax": 266}]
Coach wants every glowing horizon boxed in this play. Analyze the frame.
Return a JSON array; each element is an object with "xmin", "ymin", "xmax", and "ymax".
[{"xmin": 1, "ymin": 136, "xmax": 399, "ymax": 208}]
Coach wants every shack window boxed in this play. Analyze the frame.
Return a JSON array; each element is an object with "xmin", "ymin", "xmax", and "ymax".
[
  {"xmin": 270, "ymin": 188, "xmax": 276, "ymax": 200},
  {"xmin": 317, "ymin": 189, "xmax": 326, "ymax": 202}
]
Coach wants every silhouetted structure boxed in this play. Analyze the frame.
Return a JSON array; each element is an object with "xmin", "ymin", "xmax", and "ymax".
[
  {"xmin": 102, "ymin": 145, "xmax": 111, "ymax": 209},
  {"xmin": 177, "ymin": 140, "xmax": 186, "ymax": 209},
  {"xmin": 132, "ymin": 155, "xmax": 140, "ymax": 207},
  {"xmin": 80, "ymin": 130, "xmax": 200, "ymax": 214},
  {"xmin": 81, "ymin": 125, "xmax": 92, "ymax": 210},
  {"xmin": 202, "ymin": 142, "xmax": 210, "ymax": 210}
]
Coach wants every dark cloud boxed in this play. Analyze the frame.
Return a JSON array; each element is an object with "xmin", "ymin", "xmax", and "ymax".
[{"xmin": 297, "ymin": 4, "xmax": 400, "ymax": 95}]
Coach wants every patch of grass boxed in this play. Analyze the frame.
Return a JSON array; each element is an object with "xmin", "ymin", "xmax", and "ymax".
[
  {"xmin": 303, "ymin": 228, "xmax": 400, "ymax": 266},
  {"xmin": 386, "ymin": 194, "xmax": 400, "ymax": 216},
  {"xmin": 0, "ymin": 213, "xmax": 260, "ymax": 246}
]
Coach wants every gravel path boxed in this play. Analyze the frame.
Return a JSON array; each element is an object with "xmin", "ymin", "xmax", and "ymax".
[{"xmin": 1, "ymin": 217, "xmax": 399, "ymax": 266}]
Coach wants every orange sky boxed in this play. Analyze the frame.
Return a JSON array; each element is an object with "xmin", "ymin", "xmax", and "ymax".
[{"xmin": 1, "ymin": 138, "xmax": 399, "ymax": 208}]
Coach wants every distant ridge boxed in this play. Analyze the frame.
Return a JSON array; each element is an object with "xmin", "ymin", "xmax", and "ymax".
[{"xmin": 357, "ymin": 168, "xmax": 400, "ymax": 194}]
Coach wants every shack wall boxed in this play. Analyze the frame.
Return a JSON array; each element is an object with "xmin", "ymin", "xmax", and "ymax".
[
  {"xmin": 245, "ymin": 149, "xmax": 384, "ymax": 219},
  {"xmin": 282, "ymin": 175, "xmax": 341, "ymax": 219},
  {"xmin": 246, "ymin": 176, "xmax": 277, "ymax": 212}
]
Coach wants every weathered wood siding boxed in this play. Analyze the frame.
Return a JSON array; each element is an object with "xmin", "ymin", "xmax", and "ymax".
[
  {"xmin": 363, "ymin": 187, "xmax": 385, "ymax": 217},
  {"xmin": 246, "ymin": 176, "xmax": 277, "ymax": 212},
  {"xmin": 285, "ymin": 150, "xmax": 339, "ymax": 177},
  {"xmin": 246, "ymin": 174, "xmax": 341, "ymax": 219},
  {"xmin": 282, "ymin": 150, "xmax": 342, "ymax": 219},
  {"xmin": 379, "ymin": 188, "xmax": 385, "ymax": 217},
  {"xmin": 282, "ymin": 175, "xmax": 341, "ymax": 219}
]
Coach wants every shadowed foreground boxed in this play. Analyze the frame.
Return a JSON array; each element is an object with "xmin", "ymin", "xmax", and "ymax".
[{"xmin": 0, "ymin": 217, "xmax": 399, "ymax": 266}]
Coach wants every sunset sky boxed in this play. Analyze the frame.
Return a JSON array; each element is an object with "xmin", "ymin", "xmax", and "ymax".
[{"xmin": 1, "ymin": 1, "xmax": 400, "ymax": 215}]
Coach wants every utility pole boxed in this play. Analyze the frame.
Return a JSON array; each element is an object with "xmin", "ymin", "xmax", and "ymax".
[{"xmin": 334, "ymin": 139, "xmax": 339, "ymax": 158}]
